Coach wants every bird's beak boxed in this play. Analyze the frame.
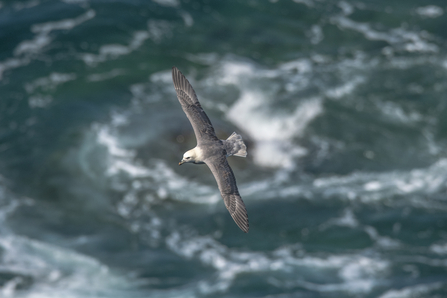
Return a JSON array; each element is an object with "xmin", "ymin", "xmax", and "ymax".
[{"xmin": 179, "ymin": 160, "xmax": 184, "ymax": 166}]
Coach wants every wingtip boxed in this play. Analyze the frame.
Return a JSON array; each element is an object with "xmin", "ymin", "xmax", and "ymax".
[
  {"xmin": 172, "ymin": 67, "xmax": 180, "ymax": 86},
  {"xmin": 226, "ymin": 194, "xmax": 250, "ymax": 233},
  {"xmin": 239, "ymin": 223, "xmax": 249, "ymax": 233},
  {"xmin": 239, "ymin": 220, "xmax": 249, "ymax": 233},
  {"xmin": 172, "ymin": 66, "xmax": 185, "ymax": 88},
  {"xmin": 233, "ymin": 210, "xmax": 249, "ymax": 233}
]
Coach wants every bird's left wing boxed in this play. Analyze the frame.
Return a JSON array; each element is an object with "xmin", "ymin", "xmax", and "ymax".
[
  {"xmin": 172, "ymin": 67, "xmax": 218, "ymax": 145},
  {"xmin": 205, "ymin": 155, "xmax": 249, "ymax": 233}
]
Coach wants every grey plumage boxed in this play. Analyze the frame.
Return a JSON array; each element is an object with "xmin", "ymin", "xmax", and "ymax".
[
  {"xmin": 224, "ymin": 132, "xmax": 247, "ymax": 157},
  {"xmin": 172, "ymin": 66, "xmax": 218, "ymax": 145},
  {"xmin": 172, "ymin": 67, "xmax": 249, "ymax": 233}
]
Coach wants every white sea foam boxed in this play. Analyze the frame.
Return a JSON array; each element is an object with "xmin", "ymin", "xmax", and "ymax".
[
  {"xmin": 0, "ymin": 195, "xmax": 21, "ymax": 230},
  {"xmin": 80, "ymin": 19, "xmax": 173, "ymax": 66},
  {"xmin": 24, "ymin": 72, "xmax": 77, "ymax": 108},
  {"xmin": 167, "ymin": 231, "xmax": 389, "ymax": 295},
  {"xmin": 253, "ymin": 158, "xmax": 447, "ymax": 211},
  {"xmin": 378, "ymin": 282, "xmax": 444, "ymax": 298},
  {"xmin": 147, "ymin": 20, "xmax": 173, "ymax": 43},
  {"xmin": 338, "ymin": 1, "xmax": 354, "ymax": 15},
  {"xmin": 430, "ymin": 242, "xmax": 447, "ymax": 255},
  {"xmin": 209, "ymin": 53, "xmax": 383, "ymax": 170},
  {"xmin": 216, "ymin": 60, "xmax": 256, "ymax": 85},
  {"xmin": 291, "ymin": 0, "xmax": 314, "ymax": 7},
  {"xmin": 0, "ymin": 10, "xmax": 95, "ymax": 80},
  {"xmin": 375, "ymin": 100, "xmax": 423, "ymax": 125},
  {"xmin": 308, "ymin": 24, "xmax": 324, "ymax": 44},
  {"xmin": 87, "ymin": 69, "xmax": 126, "ymax": 82},
  {"xmin": 81, "ymin": 31, "xmax": 150, "ymax": 66},
  {"xmin": 0, "ymin": 235, "xmax": 129, "ymax": 298},
  {"xmin": 331, "ymin": 8, "xmax": 439, "ymax": 53},
  {"xmin": 25, "ymin": 73, "xmax": 77, "ymax": 93},
  {"xmin": 180, "ymin": 11, "xmax": 194, "ymax": 27},
  {"xmin": 318, "ymin": 210, "xmax": 400, "ymax": 248},
  {"xmin": 152, "ymin": 0, "xmax": 180, "ymax": 8},
  {"xmin": 0, "ymin": 183, "xmax": 128, "ymax": 298},
  {"xmin": 325, "ymin": 76, "xmax": 365, "ymax": 99},
  {"xmin": 28, "ymin": 95, "xmax": 53, "ymax": 108},
  {"xmin": 228, "ymin": 91, "xmax": 321, "ymax": 167},
  {"xmin": 0, "ymin": 58, "xmax": 28, "ymax": 80},
  {"xmin": 319, "ymin": 208, "xmax": 359, "ymax": 230},
  {"xmin": 314, "ymin": 158, "xmax": 447, "ymax": 199},
  {"xmin": 11, "ymin": 0, "xmax": 40, "ymax": 10},
  {"xmin": 185, "ymin": 53, "xmax": 220, "ymax": 65},
  {"xmin": 15, "ymin": 10, "xmax": 95, "ymax": 56},
  {"xmin": 214, "ymin": 59, "xmax": 323, "ymax": 168},
  {"xmin": 75, "ymin": 118, "xmax": 218, "ymax": 206},
  {"xmin": 149, "ymin": 69, "xmax": 173, "ymax": 85},
  {"xmin": 416, "ymin": 6, "xmax": 444, "ymax": 18},
  {"xmin": 364, "ymin": 226, "xmax": 400, "ymax": 248}
]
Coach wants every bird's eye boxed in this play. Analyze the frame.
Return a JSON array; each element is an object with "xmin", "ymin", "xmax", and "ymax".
[{"xmin": 186, "ymin": 157, "xmax": 191, "ymax": 160}]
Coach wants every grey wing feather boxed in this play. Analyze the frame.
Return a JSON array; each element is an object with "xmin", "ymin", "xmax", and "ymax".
[
  {"xmin": 172, "ymin": 67, "xmax": 218, "ymax": 144},
  {"xmin": 205, "ymin": 155, "xmax": 249, "ymax": 233}
]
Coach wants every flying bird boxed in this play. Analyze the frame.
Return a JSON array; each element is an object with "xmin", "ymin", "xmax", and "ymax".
[{"xmin": 172, "ymin": 67, "xmax": 249, "ymax": 233}]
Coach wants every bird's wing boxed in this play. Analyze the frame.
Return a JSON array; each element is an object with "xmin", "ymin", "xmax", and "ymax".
[
  {"xmin": 172, "ymin": 67, "xmax": 218, "ymax": 145},
  {"xmin": 205, "ymin": 155, "xmax": 249, "ymax": 233}
]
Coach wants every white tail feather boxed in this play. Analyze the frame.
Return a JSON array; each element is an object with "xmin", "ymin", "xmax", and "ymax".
[{"xmin": 226, "ymin": 132, "xmax": 247, "ymax": 157}]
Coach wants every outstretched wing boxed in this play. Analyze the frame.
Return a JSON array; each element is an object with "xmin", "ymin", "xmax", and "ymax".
[
  {"xmin": 205, "ymin": 155, "xmax": 249, "ymax": 233},
  {"xmin": 172, "ymin": 67, "xmax": 218, "ymax": 145}
]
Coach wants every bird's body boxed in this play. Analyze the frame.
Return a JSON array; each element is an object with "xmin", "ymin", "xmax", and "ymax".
[{"xmin": 172, "ymin": 67, "xmax": 249, "ymax": 233}]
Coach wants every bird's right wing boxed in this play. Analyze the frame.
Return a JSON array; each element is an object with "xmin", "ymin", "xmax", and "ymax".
[
  {"xmin": 172, "ymin": 67, "xmax": 218, "ymax": 145},
  {"xmin": 205, "ymin": 155, "xmax": 249, "ymax": 233}
]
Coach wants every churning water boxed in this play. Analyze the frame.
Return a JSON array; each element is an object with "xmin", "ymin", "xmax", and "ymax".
[{"xmin": 1, "ymin": 0, "xmax": 447, "ymax": 297}]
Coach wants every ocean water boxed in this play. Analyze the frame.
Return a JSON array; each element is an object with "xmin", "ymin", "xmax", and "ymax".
[{"xmin": 1, "ymin": 0, "xmax": 447, "ymax": 297}]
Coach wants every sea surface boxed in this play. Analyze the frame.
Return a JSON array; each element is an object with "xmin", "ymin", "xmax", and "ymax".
[{"xmin": 1, "ymin": 0, "xmax": 447, "ymax": 297}]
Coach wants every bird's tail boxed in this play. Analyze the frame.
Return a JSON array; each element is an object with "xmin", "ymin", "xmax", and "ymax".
[{"xmin": 225, "ymin": 132, "xmax": 247, "ymax": 157}]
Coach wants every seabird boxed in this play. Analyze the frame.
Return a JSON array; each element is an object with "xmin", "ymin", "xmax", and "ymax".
[{"xmin": 172, "ymin": 67, "xmax": 249, "ymax": 233}]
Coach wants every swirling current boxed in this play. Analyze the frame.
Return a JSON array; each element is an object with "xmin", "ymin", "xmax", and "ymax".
[{"xmin": 1, "ymin": 0, "xmax": 447, "ymax": 297}]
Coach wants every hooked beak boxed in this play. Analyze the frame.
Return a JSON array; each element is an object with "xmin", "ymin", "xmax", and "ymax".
[{"xmin": 178, "ymin": 160, "xmax": 184, "ymax": 166}]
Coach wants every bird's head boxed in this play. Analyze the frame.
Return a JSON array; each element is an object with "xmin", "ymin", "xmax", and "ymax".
[{"xmin": 179, "ymin": 149, "xmax": 196, "ymax": 165}]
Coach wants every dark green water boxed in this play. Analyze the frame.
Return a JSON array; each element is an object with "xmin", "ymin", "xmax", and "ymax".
[{"xmin": 1, "ymin": 0, "xmax": 447, "ymax": 297}]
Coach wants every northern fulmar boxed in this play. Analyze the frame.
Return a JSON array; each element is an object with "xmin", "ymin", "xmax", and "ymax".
[{"xmin": 172, "ymin": 67, "xmax": 249, "ymax": 233}]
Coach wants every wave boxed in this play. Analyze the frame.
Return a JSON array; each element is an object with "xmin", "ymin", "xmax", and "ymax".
[{"xmin": 166, "ymin": 230, "xmax": 390, "ymax": 295}]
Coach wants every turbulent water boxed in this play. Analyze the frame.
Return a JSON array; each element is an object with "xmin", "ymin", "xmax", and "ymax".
[{"xmin": 1, "ymin": 0, "xmax": 447, "ymax": 297}]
